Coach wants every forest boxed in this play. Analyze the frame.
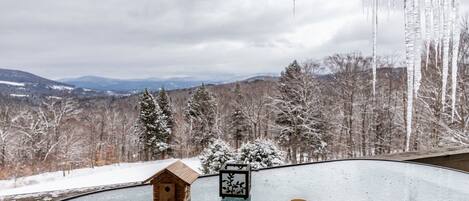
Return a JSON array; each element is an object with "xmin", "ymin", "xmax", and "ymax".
[{"xmin": 0, "ymin": 21, "xmax": 468, "ymax": 179}]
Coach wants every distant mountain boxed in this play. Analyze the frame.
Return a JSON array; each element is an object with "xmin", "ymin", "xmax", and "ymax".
[
  {"xmin": 0, "ymin": 68, "xmax": 112, "ymax": 98},
  {"xmin": 0, "ymin": 68, "xmax": 279, "ymax": 98},
  {"xmin": 59, "ymin": 75, "xmax": 267, "ymax": 92}
]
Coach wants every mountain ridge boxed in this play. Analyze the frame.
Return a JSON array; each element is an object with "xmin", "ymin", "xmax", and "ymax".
[{"xmin": 58, "ymin": 73, "xmax": 279, "ymax": 92}]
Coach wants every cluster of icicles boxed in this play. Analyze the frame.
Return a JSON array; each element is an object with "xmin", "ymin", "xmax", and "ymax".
[
  {"xmin": 364, "ymin": 0, "xmax": 461, "ymax": 151},
  {"xmin": 292, "ymin": 0, "xmax": 461, "ymax": 151}
]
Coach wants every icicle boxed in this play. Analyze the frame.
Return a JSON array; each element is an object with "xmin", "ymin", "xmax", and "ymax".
[
  {"xmin": 413, "ymin": 0, "xmax": 422, "ymax": 94},
  {"xmin": 359, "ymin": 0, "xmax": 461, "ymax": 150},
  {"xmin": 293, "ymin": 0, "xmax": 296, "ymax": 17},
  {"xmin": 372, "ymin": 0, "xmax": 378, "ymax": 96},
  {"xmin": 441, "ymin": 0, "xmax": 451, "ymax": 112},
  {"xmin": 451, "ymin": 0, "xmax": 460, "ymax": 121},
  {"xmin": 424, "ymin": 0, "xmax": 433, "ymax": 70},
  {"xmin": 405, "ymin": 0, "xmax": 415, "ymax": 151}
]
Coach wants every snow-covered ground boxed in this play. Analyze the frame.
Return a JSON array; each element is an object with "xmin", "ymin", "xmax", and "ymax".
[{"xmin": 0, "ymin": 158, "xmax": 200, "ymax": 197}]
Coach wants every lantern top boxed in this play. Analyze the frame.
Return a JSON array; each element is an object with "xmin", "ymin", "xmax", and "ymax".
[{"xmin": 222, "ymin": 163, "xmax": 251, "ymax": 171}]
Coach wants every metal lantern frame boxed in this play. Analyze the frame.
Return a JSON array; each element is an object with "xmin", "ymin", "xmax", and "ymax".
[{"xmin": 219, "ymin": 163, "xmax": 251, "ymax": 199}]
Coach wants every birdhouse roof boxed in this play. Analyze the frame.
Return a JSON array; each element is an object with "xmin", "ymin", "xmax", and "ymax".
[{"xmin": 143, "ymin": 160, "xmax": 200, "ymax": 185}]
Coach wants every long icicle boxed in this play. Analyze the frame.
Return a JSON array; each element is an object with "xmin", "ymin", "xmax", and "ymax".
[
  {"xmin": 360, "ymin": 0, "xmax": 461, "ymax": 151},
  {"xmin": 441, "ymin": 0, "xmax": 451, "ymax": 112},
  {"xmin": 451, "ymin": 0, "xmax": 460, "ymax": 121},
  {"xmin": 293, "ymin": 0, "xmax": 296, "ymax": 17},
  {"xmin": 405, "ymin": 0, "xmax": 415, "ymax": 151},
  {"xmin": 372, "ymin": 0, "xmax": 378, "ymax": 96},
  {"xmin": 413, "ymin": 0, "xmax": 422, "ymax": 94}
]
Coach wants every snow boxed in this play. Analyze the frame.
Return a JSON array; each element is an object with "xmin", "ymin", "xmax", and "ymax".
[
  {"xmin": 50, "ymin": 85, "xmax": 74, "ymax": 91},
  {"xmin": 63, "ymin": 160, "xmax": 469, "ymax": 201},
  {"xmin": 9, "ymin": 94, "xmax": 29, "ymax": 97},
  {"xmin": 0, "ymin": 158, "xmax": 200, "ymax": 197},
  {"xmin": 69, "ymin": 185, "xmax": 152, "ymax": 201},
  {"xmin": 199, "ymin": 139, "xmax": 236, "ymax": 174},
  {"xmin": 47, "ymin": 96, "xmax": 63, "ymax": 100},
  {"xmin": 0, "ymin": 81, "xmax": 25, "ymax": 87},
  {"xmin": 192, "ymin": 160, "xmax": 469, "ymax": 201}
]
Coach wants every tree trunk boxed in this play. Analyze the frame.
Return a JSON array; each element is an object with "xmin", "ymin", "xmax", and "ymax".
[{"xmin": 291, "ymin": 146, "xmax": 298, "ymax": 164}]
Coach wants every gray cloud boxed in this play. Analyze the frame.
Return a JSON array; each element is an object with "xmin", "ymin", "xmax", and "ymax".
[{"xmin": 0, "ymin": 0, "xmax": 466, "ymax": 79}]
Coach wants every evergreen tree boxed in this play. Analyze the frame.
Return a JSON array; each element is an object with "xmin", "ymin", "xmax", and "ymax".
[
  {"xmin": 157, "ymin": 88, "xmax": 175, "ymax": 155},
  {"xmin": 157, "ymin": 88, "xmax": 174, "ymax": 131},
  {"xmin": 229, "ymin": 83, "xmax": 250, "ymax": 149},
  {"xmin": 138, "ymin": 89, "xmax": 170, "ymax": 160},
  {"xmin": 199, "ymin": 139, "xmax": 236, "ymax": 174},
  {"xmin": 272, "ymin": 60, "xmax": 329, "ymax": 164},
  {"xmin": 185, "ymin": 84, "xmax": 218, "ymax": 152},
  {"xmin": 237, "ymin": 139, "xmax": 284, "ymax": 169}
]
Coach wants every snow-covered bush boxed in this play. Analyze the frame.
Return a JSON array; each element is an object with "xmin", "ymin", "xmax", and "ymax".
[
  {"xmin": 155, "ymin": 142, "xmax": 170, "ymax": 153},
  {"xmin": 199, "ymin": 139, "xmax": 236, "ymax": 174},
  {"xmin": 237, "ymin": 139, "xmax": 285, "ymax": 169}
]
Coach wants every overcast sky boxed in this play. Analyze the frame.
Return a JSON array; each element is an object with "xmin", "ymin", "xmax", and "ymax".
[{"xmin": 0, "ymin": 0, "xmax": 467, "ymax": 80}]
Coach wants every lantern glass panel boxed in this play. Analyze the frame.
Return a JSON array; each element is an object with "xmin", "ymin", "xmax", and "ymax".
[
  {"xmin": 219, "ymin": 164, "xmax": 251, "ymax": 199},
  {"xmin": 221, "ymin": 172, "xmax": 247, "ymax": 196}
]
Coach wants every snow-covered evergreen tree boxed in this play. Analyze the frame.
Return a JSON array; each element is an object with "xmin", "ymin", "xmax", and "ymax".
[
  {"xmin": 157, "ymin": 88, "xmax": 174, "ymax": 132},
  {"xmin": 199, "ymin": 139, "xmax": 236, "ymax": 174},
  {"xmin": 229, "ymin": 83, "xmax": 250, "ymax": 149},
  {"xmin": 157, "ymin": 88, "xmax": 175, "ymax": 155},
  {"xmin": 138, "ymin": 89, "xmax": 170, "ymax": 160},
  {"xmin": 237, "ymin": 139, "xmax": 284, "ymax": 169},
  {"xmin": 272, "ymin": 60, "xmax": 329, "ymax": 164},
  {"xmin": 185, "ymin": 84, "xmax": 218, "ymax": 152}
]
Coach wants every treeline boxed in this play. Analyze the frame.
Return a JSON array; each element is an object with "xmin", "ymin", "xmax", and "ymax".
[{"xmin": 1, "ymin": 23, "xmax": 468, "ymax": 179}]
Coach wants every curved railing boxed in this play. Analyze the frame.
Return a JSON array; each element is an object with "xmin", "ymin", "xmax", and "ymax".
[{"xmin": 63, "ymin": 159, "xmax": 469, "ymax": 201}]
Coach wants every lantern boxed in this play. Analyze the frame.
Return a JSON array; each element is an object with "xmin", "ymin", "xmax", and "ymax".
[{"xmin": 219, "ymin": 163, "xmax": 251, "ymax": 199}]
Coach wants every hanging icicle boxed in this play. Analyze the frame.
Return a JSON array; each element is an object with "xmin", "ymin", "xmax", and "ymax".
[
  {"xmin": 293, "ymin": 0, "xmax": 296, "ymax": 17},
  {"xmin": 363, "ymin": 0, "xmax": 461, "ymax": 151},
  {"xmin": 404, "ymin": 0, "xmax": 415, "ymax": 151},
  {"xmin": 372, "ymin": 0, "xmax": 378, "ymax": 96},
  {"xmin": 451, "ymin": 0, "xmax": 460, "ymax": 121},
  {"xmin": 441, "ymin": 0, "xmax": 451, "ymax": 113}
]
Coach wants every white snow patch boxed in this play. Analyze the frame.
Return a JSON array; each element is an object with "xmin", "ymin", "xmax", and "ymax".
[
  {"xmin": 47, "ymin": 96, "xmax": 63, "ymax": 100},
  {"xmin": 9, "ymin": 94, "xmax": 29, "ymax": 97},
  {"xmin": 0, "ymin": 158, "xmax": 200, "ymax": 197},
  {"xmin": 50, "ymin": 85, "xmax": 74, "ymax": 91},
  {"xmin": 0, "ymin": 81, "xmax": 25, "ymax": 87}
]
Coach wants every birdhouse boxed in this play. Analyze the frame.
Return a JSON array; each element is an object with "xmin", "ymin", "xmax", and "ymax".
[
  {"xmin": 144, "ymin": 160, "xmax": 200, "ymax": 201},
  {"xmin": 219, "ymin": 163, "xmax": 251, "ymax": 199}
]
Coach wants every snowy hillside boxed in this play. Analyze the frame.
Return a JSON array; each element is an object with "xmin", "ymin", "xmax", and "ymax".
[
  {"xmin": 0, "ymin": 68, "xmax": 128, "ymax": 97},
  {"xmin": 0, "ymin": 158, "xmax": 200, "ymax": 197}
]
